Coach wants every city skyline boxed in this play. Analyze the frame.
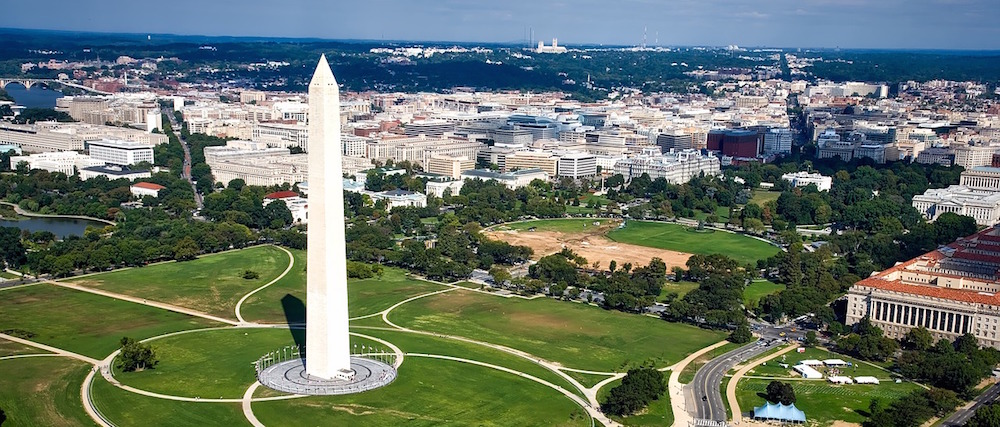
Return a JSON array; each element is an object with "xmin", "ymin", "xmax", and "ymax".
[{"xmin": 3, "ymin": 0, "xmax": 999, "ymax": 50}]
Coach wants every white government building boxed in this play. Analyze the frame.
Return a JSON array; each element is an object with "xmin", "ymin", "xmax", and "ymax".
[
  {"xmin": 87, "ymin": 139, "xmax": 155, "ymax": 166},
  {"xmin": 781, "ymin": 171, "xmax": 833, "ymax": 192},
  {"xmin": 612, "ymin": 148, "xmax": 721, "ymax": 184},
  {"xmin": 912, "ymin": 167, "xmax": 1000, "ymax": 226}
]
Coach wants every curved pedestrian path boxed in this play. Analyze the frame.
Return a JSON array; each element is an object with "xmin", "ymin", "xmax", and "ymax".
[{"xmin": 235, "ymin": 246, "xmax": 295, "ymax": 323}]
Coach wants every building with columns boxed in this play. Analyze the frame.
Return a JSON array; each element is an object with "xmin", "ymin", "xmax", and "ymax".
[
  {"xmin": 846, "ymin": 226, "xmax": 1000, "ymax": 348},
  {"xmin": 912, "ymin": 167, "xmax": 1000, "ymax": 226}
]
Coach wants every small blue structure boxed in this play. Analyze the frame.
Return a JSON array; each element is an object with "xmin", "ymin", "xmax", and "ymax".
[{"xmin": 753, "ymin": 402, "xmax": 806, "ymax": 423}]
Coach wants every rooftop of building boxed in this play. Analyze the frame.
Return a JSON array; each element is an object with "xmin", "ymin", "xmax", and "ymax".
[
  {"xmin": 854, "ymin": 226, "xmax": 1000, "ymax": 306},
  {"xmin": 265, "ymin": 191, "xmax": 300, "ymax": 200},
  {"xmin": 132, "ymin": 182, "xmax": 166, "ymax": 190}
]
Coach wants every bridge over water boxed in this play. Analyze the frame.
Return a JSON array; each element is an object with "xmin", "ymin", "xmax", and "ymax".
[{"xmin": 0, "ymin": 78, "xmax": 112, "ymax": 95}]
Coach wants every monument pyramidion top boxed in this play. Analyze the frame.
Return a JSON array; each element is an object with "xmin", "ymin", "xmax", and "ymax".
[{"xmin": 310, "ymin": 53, "xmax": 338, "ymax": 87}]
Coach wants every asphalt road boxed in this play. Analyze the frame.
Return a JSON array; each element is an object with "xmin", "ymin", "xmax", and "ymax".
[
  {"xmin": 943, "ymin": 381, "xmax": 1000, "ymax": 426},
  {"xmin": 691, "ymin": 340, "xmax": 776, "ymax": 421},
  {"xmin": 690, "ymin": 323, "xmax": 807, "ymax": 422}
]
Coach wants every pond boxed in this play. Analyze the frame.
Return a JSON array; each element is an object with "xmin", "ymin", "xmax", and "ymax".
[{"xmin": 0, "ymin": 216, "xmax": 108, "ymax": 238}]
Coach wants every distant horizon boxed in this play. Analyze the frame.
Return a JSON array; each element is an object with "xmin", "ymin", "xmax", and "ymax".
[
  {"xmin": 3, "ymin": 26, "xmax": 1000, "ymax": 54},
  {"xmin": 2, "ymin": 0, "xmax": 998, "ymax": 50}
]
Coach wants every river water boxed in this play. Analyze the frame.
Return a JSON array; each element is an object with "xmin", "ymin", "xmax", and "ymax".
[
  {"xmin": 0, "ymin": 217, "xmax": 108, "ymax": 238},
  {"xmin": 4, "ymin": 83, "xmax": 64, "ymax": 108}
]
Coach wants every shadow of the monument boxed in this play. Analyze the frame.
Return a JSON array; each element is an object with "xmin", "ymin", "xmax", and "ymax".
[{"xmin": 281, "ymin": 294, "xmax": 306, "ymax": 356}]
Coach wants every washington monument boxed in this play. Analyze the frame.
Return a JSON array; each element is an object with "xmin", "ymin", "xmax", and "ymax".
[{"xmin": 305, "ymin": 54, "xmax": 354, "ymax": 381}]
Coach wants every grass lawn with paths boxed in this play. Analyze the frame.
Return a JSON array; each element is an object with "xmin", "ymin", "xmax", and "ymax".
[
  {"xmin": 91, "ymin": 375, "xmax": 247, "ymax": 426},
  {"xmin": 0, "ymin": 356, "xmax": 92, "ymax": 427},
  {"xmin": 252, "ymin": 356, "xmax": 590, "ymax": 427},
  {"xmin": 0, "ymin": 284, "xmax": 219, "ymax": 359},
  {"xmin": 68, "ymin": 245, "xmax": 289, "ymax": 320},
  {"xmin": 388, "ymin": 289, "xmax": 726, "ymax": 371},
  {"xmin": 735, "ymin": 378, "xmax": 919, "ymax": 425}
]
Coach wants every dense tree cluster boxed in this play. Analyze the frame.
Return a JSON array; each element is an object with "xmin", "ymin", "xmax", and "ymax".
[
  {"xmin": 10, "ymin": 108, "xmax": 74, "ymax": 124},
  {"xmin": 117, "ymin": 337, "xmax": 158, "ymax": 372},
  {"xmin": 664, "ymin": 254, "xmax": 750, "ymax": 327},
  {"xmin": 449, "ymin": 179, "xmax": 566, "ymax": 225},
  {"xmin": 836, "ymin": 318, "xmax": 899, "ymax": 362},
  {"xmin": 0, "ymin": 227, "xmax": 26, "ymax": 268},
  {"xmin": 896, "ymin": 331, "xmax": 1000, "ymax": 398},
  {"xmin": 601, "ymin": 368, "xmax": 666, "ymax": 417},
  {"xmin": 765, "ymin": 381, "xmax": 796, "ymax": 405},
  {"xmin": 967, "ymin": 403, "xmax": 1000, "ymax": 427},
  {"xmin": 864, "ymin": 388, "xmax": 960, "ymax": 427},
  {"xmin": 202, "ymin": 184, "xmax": 295, "ymax": 230}
]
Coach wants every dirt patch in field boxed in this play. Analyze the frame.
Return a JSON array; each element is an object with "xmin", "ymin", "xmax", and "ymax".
[
  {"xmin": 830, "ymin": 421, "xmax": 862, "ymax": 427},
  {"xmin": 485, "ymin": 227, "xmax": 692, "ymax": 270}
]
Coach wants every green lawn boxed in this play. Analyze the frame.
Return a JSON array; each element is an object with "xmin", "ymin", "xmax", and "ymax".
[
  {"xmin": 693, "ymin": 205, "xmax": 732, "ymax": 223},
  {"xmin": 744, "ymin": 280, "xmax": 785, "ymax": 306},
  {"xmin": 252, "ymin": 357, "xmax": 590, "ymax": 427},
  {"xmin": 597, "ymin": 375, "xmax": 673, "ymax": 426},
  {"xmin": 0, "ymin": 356, "xmax": 93, "ymax": 427},
  {"xmin": 747, "ymin": 347, "xmax": 893, "ymax": 380},
  {"xmin": 750, "ymin": 190, "xmax": 781, "ymax": 206},
  {"xmin": 348, "ymin": 328, "xmax": 585, "ymax": 400},
  {"xmin": 607, "ymin": 221, "xmax": 779, "ymax": 264},
  {"xmin": 91, "ymin": 376, "xmax": 247, "ymax": 427},
  {"xmin": 736, "ymin": 378, "xmax": 919, "ymax": 425},
  {"xmin": 388, "ymin": 289, "xmax": 726, "ymax": 371},
  {"xmin": 239, "ymin": 249, "xmax": 447, "ymax": 324},
  {"xmin": 0, "ymin": 338, "xmax": 46, "ymax": 357},
  {"xmin": 503, "ymin": 218, "xmax": 616, "ymax": 233},
  {"xmin": 564, "ymin": 370, "xmax": 615, "ymax": 389},
  {"xmin": 69, "ymin": 245, "xmax": 290, "ymax": 320},
  {"xmin": 661, "ymin": 281, "xmax": 700, "ymax": 301},
  {"xmin": 0, "ymin": 284, "xmax": 220, "ymax": 359}
]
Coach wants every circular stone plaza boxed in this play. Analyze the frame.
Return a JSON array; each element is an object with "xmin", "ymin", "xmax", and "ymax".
[{"xmin": 257, "ymin": 355, "xmax": 397, "ymax": 395}]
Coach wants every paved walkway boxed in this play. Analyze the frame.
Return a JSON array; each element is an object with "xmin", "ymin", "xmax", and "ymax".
[
  {"xmin": 235, "ymin": 246, "xmax": 295, "ymax": 323},
  {"xmin": 727, "ymin": 344, "xmax": 799, "ymax": 425},
  {"xmin": 667, "ymin": 340, "xmax": 730, "ymax": 427}
]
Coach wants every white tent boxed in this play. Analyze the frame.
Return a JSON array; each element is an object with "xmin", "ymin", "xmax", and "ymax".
[
  {"xmin": 793, "ymin": 364, "xmax": 823, "ymax": 379},
  {"xmin": 854, "ymin": 376, "xmax": 880, "ymax": 384},
  {"xmin": 798, "ymin": 359, "xmax": 823, "ymax": 366},
  {"xmin": 823, "ymin": 359, "xmax": 848, "ymax": 366},
  {"xmin": 828, "ymin": 376, "xmax": 853, "ymax": 384}
]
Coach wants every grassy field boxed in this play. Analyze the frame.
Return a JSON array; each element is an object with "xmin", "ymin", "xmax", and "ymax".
[
  {"xmin": 252, "ymin": 357, "xmax": 590, "ymax": 427},
  {"xmin": 348, "ymin": 328, "xmax": 584, "ymax": 400},
  {"xmin": 0, "ymin": 284, "xmax": 219, "ymax": 359},
  {"xmin": 388, "ymin": 289, "xmax": 726, "ymax": 371},
  {"xmin": 0, "ymin": 338, "xmax": 46, "ymax": 357},
  {"xmin": 744, "ymin": 280, "xmax": 785, "ymax": 306},
  {"xmin": 607, "ymin": 221, "xmax": 780, "ymax": 264},
  {"xmin": 0, "ymin": 356, "xmax": 93, "ymax": 427},
  {"xmin": 747, "ymin": 347, "xmax": 893, "ymax": 380},
  {"xmin": 503, "ymin": 218, "xmax": 616, "ymax": 233},
  {"xmin": 69, "ymin": 245, "xmax": 289, "ymax": 320},
  {"xmin": 597, "ymin": 375, "xmax": 673, "ymax": 426},
  {"xmin": 678, "ymin": 342, "xmax": 742, "ymax": 384},
  {"xmin": 693, "ymin": 206, "xmax": 732, "ymax": 223},
  {"xmin": 661, "ymin": 281, "xmax": 700, "ymax": 301},
  {"xmin": 736, "ymin": 378, "xmax": 919, "ymax": 425},
  {"xmin": 750, "ymin": 190, "xmax": 782, "ymax": 206},
  {"xmin": 239, "ymin": 249, "xmax": 447, "ymax": 323},
  {"xmin": 92, "ymin": 375, "xmax": 247, "ymax": 426}
]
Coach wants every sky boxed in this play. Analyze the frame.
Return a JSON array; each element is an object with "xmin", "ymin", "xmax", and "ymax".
[{"xmin": 2, "ymin": 0, "xmax": 999, "ymax": 50}]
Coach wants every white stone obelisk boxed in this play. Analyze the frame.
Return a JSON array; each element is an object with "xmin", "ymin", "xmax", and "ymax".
[{"xmin": 306, "ymin": 54, "xmax": 354, "ymax": 380}]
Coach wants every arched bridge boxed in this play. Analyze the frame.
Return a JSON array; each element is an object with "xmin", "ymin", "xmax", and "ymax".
[{"xmin": 0, "ymin": 78, "xmax": 111, "ymax": 95}]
